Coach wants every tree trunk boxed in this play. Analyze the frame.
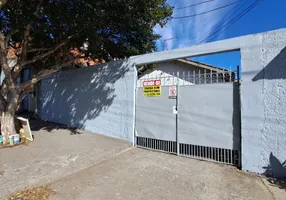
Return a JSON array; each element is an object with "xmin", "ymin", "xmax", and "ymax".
[{"xmin": 1, "ymin": 110, "xmax": 16, "ymax": 144}]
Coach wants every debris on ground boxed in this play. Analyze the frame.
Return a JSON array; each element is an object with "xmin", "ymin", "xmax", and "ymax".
[
  {"xmin": 8, "ymin": 185, "xmax": 55, "ymax": 200},
  {"xmin": 17, "ymin": 117, "xmax": 33, "ymax": 141},
  {"xmin": 0, "ymin": 137, "xmax": 29, "ymax": 149},
  {"xmin": 0, "ymin": 117, "xmax": 33, "ymax": 148},
  {"xmin": 0, "ymin": 170, "xmax": 5, "ymax": 175}
]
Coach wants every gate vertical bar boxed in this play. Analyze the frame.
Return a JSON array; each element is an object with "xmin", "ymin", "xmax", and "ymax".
[
  {"xmin": 176, "ymin": 71, "xmax": 179, "ymax": 155},
  {"xmin": 204, "ymin": 69, "xmax": 207, "ymax": 84},
  {"xmin": 237, "ymin": 65, "xmax": 242, "ymax": 168},
  {"xmin": 216, "ymin": 68, "xmax": 219, "ymax": 83},
  {"xmin": 193, "ymin": 70, "xmax": 195, "ymax": 84},
  {"xmin": 210, "ymin": 69, "xmax": 212, "ymax": 84}
]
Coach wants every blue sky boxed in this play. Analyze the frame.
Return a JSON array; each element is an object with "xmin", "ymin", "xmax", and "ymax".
[{"xmin": 154, "ymin": 0, "xmax": 286, "ymax": 70}]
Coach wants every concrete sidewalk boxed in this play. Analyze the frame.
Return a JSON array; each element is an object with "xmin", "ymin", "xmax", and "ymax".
[
  {"xmin": 51, "ymin": 148, "xmax": 283, "ymax": 200},
  {"xmin": 0, "ymin": 120, "xmax": 132, "ymax": 199},
  {"xmin": 1, "ymin": 120, "xmax": 285, "ymax": 200}
]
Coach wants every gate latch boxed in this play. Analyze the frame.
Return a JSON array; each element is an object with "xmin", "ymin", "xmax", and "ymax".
[{"xmin": 173, "ymin": 106, "xmax": 178, "ymax": 115}]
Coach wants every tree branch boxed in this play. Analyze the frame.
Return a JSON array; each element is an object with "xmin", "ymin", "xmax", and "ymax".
[
  {"xmin": 18, "ymin": 0, "xmax": 42, "ymax": 60},
  {"xmin": 19, "ymin": 0, "xmax": 43, "ymax": 58},
  {"xmin": 0, "ymin": 93, "xmax": 7, "ymax": 110},
  {"xmin": 5, "ymin": 29, "xmax": 19, "ymax": 49},
  {"xmin": 0, "ymin": 33, "xmax": 5, "ymax": 50},
  {"xmin": 17, "ymin": 86, "xmax": 33, "ymax": 106},
  {"xmin": 0, "ymin": 33, "xmax": 17, "ymax": 96},
  {"xmin": 0, "ymin": 0, "xmax": 7, "ymax": 10},
  {"xmin": 19, "ymin": 59, "xmax": 76, "ymax": 90},
  {"xmin": 28, "ymin": 48, "xmax": 52, "ymax": 53},
  {"xmin": 22, "ymin": 35, "xmax": 75, "ymax": 66},
  {"xmin": 20, "ymin": 24, "xmax": 32, "ymax": 63},
  {"xmin": 33, "ymin": 0, "xmax": 43, "ymax": 19},
  {"xmin": 11, "ymin": 0, "xmax": 44, "ymax": 79}
]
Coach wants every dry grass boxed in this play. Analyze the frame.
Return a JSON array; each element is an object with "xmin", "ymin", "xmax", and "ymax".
[{"xmin": 8, "ymin": 185, "xmax": 55, "ymax": 200}]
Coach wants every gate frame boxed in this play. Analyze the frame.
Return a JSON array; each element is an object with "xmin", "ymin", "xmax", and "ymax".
[
  {"xmin": 176, "ymin": 81, "xmax": 179, "ymax": 155},
  {"xmin": 135, "ymin": 66, "xmax": 241, "ymax": 166},
  {"xmin": 131, "ymin": 28, "xmax": 286, "ymax": 175}
]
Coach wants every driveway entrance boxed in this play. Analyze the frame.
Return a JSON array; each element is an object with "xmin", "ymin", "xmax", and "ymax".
[{"xmin": 136, "ymin": 69, "xmax": 241, "ymax": 166}]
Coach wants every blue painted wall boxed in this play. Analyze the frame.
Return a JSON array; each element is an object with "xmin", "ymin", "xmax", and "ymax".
[{"xmin": 40, "ymin": 60, "xmax": 136, "ymax": 142}]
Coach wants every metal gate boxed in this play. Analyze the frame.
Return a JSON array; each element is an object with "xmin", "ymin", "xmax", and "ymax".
[{"xmin": 135, "ymin": 68, "xmax": 241, "ymax": 166}]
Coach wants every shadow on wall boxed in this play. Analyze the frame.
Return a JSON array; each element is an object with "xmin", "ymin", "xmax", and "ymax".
[
  {"xmin": 263, "ymin": 152, "xmax": 286, "ymax": 190},
  {"xmin": 38, "ymin": 60, "xmax": 131, "ymax": 133},
  {"xmin": 232, "ymin": 81, "xmax": 241, "ymax": 165},
  {"xmin": 253, "ymin": 46, "xmax": 286, "ymax": 81},
  {"xmin": 251, "ymin": 45, "xmax": 286, "ymax": 179}
]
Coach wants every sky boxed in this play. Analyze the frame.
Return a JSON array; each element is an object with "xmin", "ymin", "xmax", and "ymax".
[{"xmin": 154, "ymin": 0, "xmax": 286, "ymax": 70}]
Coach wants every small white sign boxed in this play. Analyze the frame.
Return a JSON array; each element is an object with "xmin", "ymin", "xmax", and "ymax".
[{"xmin": 173, "ymin": 106, "xmax": 177, "ymax": 115}]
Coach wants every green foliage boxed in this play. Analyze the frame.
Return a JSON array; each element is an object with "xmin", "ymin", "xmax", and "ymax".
[
  {"xmin": 1, "ymin": 0, "xmax": 173, "ymax": 61},
  {"xmin": 137, "ymin": 63, "xmax": 158, "ymax": 77}
]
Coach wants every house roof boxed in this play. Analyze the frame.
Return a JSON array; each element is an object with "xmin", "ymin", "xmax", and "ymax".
[
  {"xmin": 137, "ymin": 58, "xmax": 234, "ymax": 76},
  {"xmin": 176, "ymin": 58, "xmax": 233, "ymax": 73}
]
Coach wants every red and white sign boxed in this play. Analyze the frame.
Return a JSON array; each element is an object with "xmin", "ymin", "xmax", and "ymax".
[
  {"xmin": 143, "ymin": 79, "xmax": 161, "ymax": 87},
  {"xmin": 169, "ymin": 86, "xmax": 177, "ymax": 98}
]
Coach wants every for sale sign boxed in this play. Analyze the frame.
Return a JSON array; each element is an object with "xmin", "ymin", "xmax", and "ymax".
[{"xmin": 143, "ymin": 80, "xmax": 161, "ymax": 97}]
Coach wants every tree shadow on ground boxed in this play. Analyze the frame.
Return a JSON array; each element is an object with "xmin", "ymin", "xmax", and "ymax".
[
  {"xmin": 29, "ymin": 119, "xmax": 82, "ymax": 135},
  {"xmin": 263, "ymin": 152, "xmax": 286, "ymax": 191},
  {"xmin": 16, "ymin": 111, "xmax": 82, "ymax": 135},
  {"xmin": 32, "ymin": 59, "xmax": 132, "ymax": 135}
]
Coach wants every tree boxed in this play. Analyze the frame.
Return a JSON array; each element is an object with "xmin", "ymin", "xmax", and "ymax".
[{"xmin": 0, "ymin": 0, "xmax": 173, "ymax": 143}]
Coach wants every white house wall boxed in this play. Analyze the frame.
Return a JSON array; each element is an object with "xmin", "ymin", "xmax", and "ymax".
[
  {"xmin": 138, "ymin": 69, "xmax": 194, "ymax": 87},
  {"xmin": 158, "ymin": 60, "xmax": 212, "ymax": 74},
  {"xmin": 138, "ymin": 60, "xmax": 206, "ymax": 87}
]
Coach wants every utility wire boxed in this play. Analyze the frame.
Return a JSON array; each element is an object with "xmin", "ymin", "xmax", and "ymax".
[
  {"xmin": 197, "ymin": 0, "xmax": 250, "ymax": 44},
  {"xmin": 175, "ymin": 0, "xmax": 215, "ymax": 10},
  {"xmin": 197, "ymin": 0, "xmax": 263, "ymax": 44},
  {"xmin": 163, "ymin": 37, "xmax": 177, "ymax": 50},
  {"xmin": 217, "ymin": 0, "xmax": 250, "ymax": 24},
  {"xmin": 172, "ymin": 1, "xmax": 239, "ymax": 19}
]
